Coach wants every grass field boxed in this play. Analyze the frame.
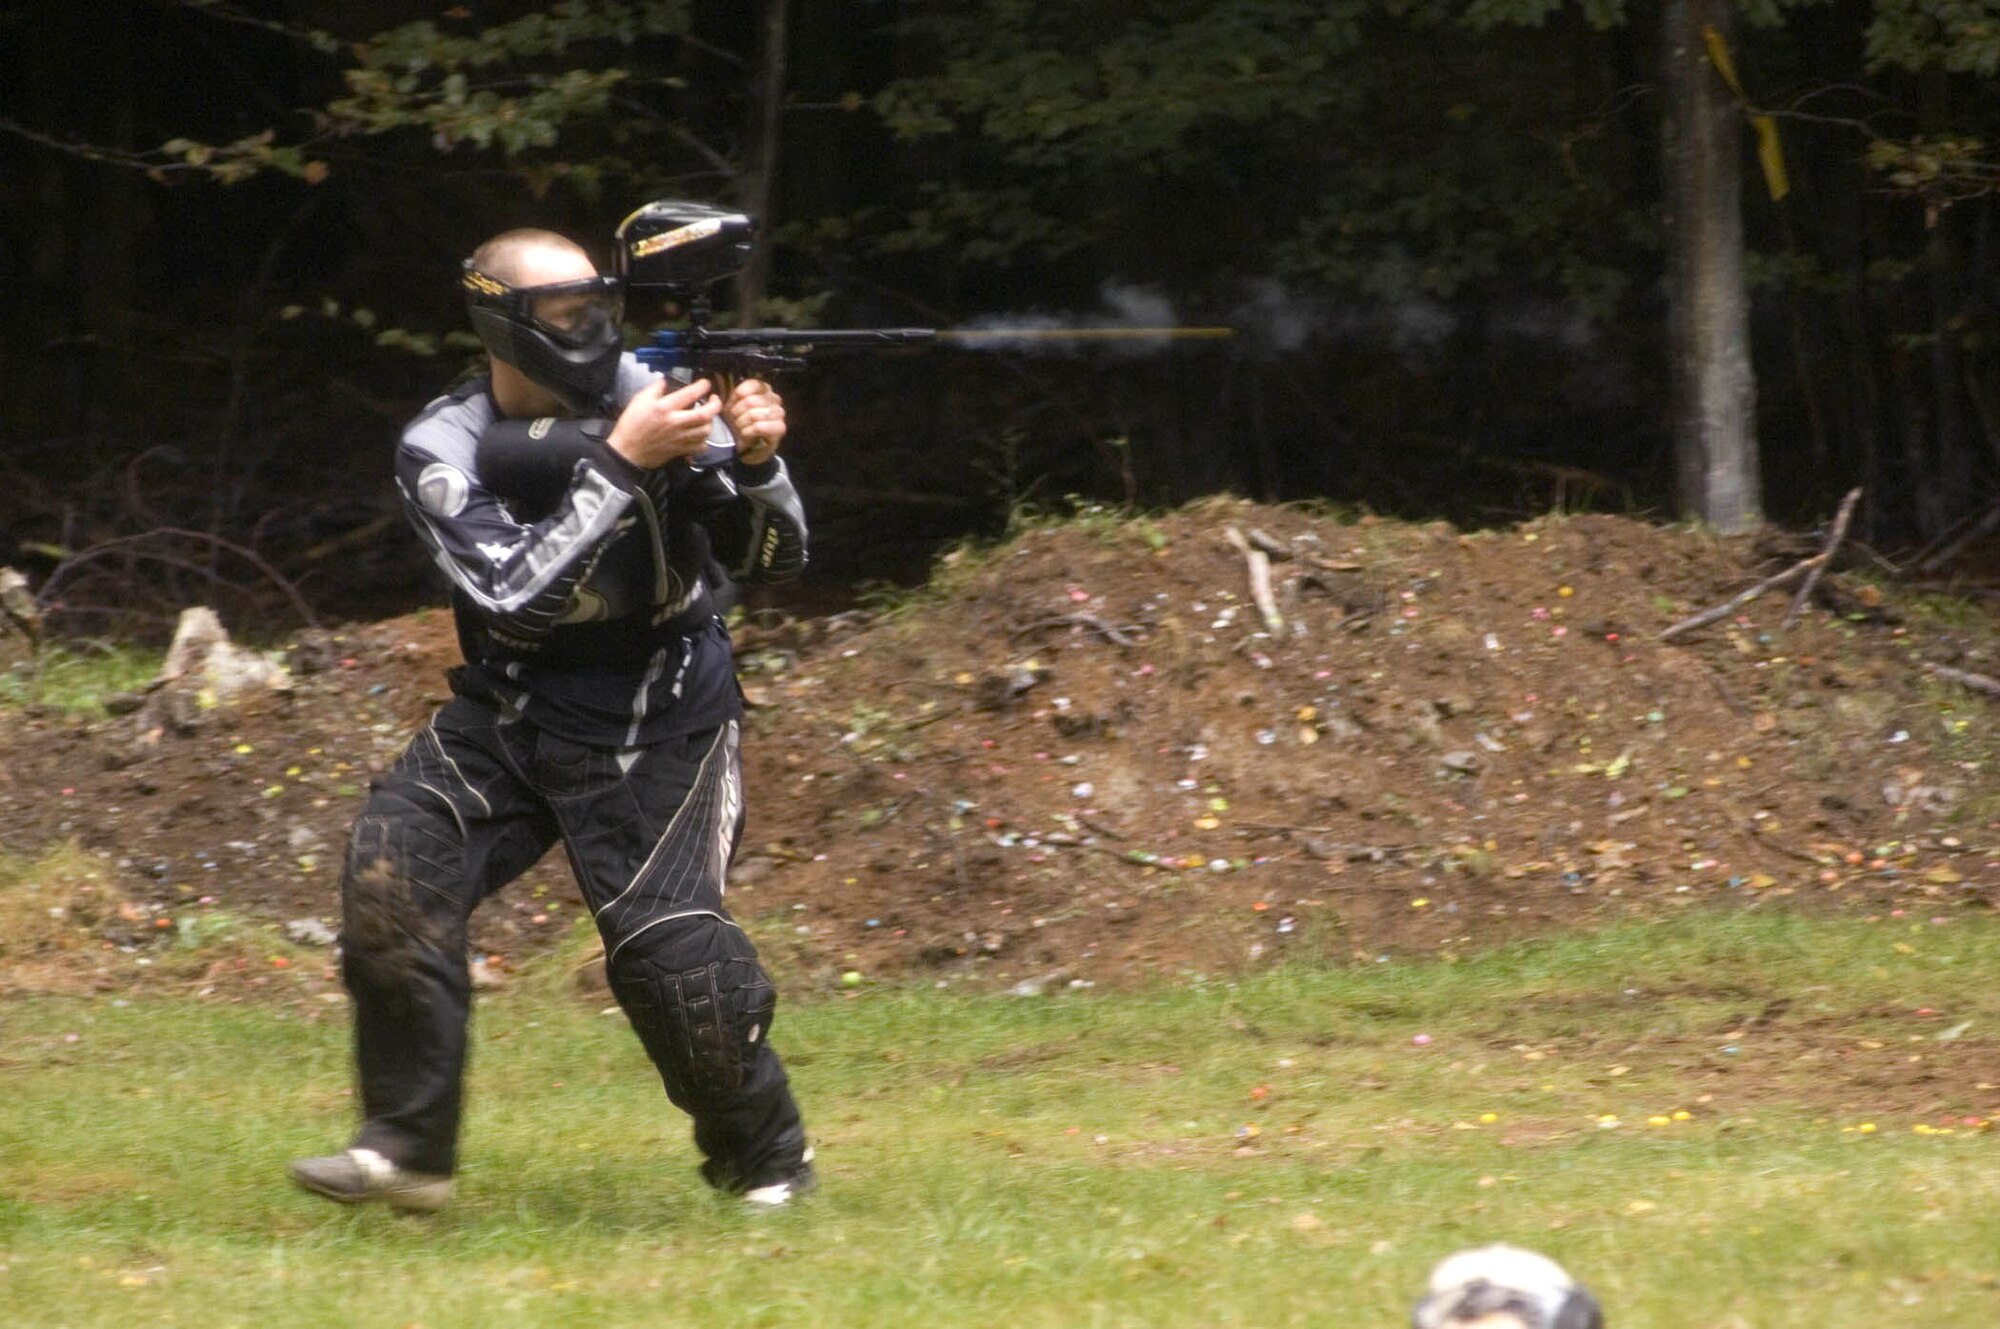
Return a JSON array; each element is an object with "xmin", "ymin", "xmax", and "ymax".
[
  {"xmin": 0, "ymin": 643, "xmax": 162, "ymax": 717},
  {"xmin": 5, "ymin": 909, "xmax": 2000, "ymax": 1327}
]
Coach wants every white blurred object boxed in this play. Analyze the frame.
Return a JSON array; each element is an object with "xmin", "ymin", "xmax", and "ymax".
[{"xmin": 1411, "ymin": 1244, "xmax": 1604, "ymax": 1329}]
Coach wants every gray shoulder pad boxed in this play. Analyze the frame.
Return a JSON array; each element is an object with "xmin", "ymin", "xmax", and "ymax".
[{"xmin": 401, "ymin": 391, "xmax": 494, "ymax": 469}]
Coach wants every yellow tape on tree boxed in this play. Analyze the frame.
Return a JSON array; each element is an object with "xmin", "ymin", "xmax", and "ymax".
[
  {"xmin": 1752, "ymin": 116, "xmax": 1789, "ymax": 202},
  {"xmin": 1701, "ymin": 24, "xmax": 1789, "ymax": 202}
]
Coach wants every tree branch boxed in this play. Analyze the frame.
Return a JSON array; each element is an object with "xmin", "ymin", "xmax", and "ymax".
[
  {"xmin": 1660, "ymin": 488, "xmax": 1862, "ymax": 640},
  {"xmin": 1224, "ymin": 525, "xmax": 1284, "ymax": 634},
  {"xmin": 36, "ymin": 528, "xmax": 318, "ymax": 629},
  {"xmin": 1782, "ymin": 486, "xmax": 1863, "ymax": 628},
  {"xmin": 1925, "ymin": 663, "xmax": 2000, "ymax": 697}
]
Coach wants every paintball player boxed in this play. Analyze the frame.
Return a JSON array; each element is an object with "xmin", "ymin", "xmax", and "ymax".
[{"xmin": 290, "ymin": 224, "xmax": 814, "ymax": 1211}]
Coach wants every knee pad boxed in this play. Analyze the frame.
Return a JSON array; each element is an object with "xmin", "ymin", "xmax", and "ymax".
[
  {"xmin": 340, "ymin": 808, "xmax": 465, "ymax": 989},
  {"xmin": 609, "ymin": 916, "xmax": 776, "ymax": 1104}
]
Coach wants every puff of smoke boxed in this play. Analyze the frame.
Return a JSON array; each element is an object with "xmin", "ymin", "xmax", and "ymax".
[
  {"xmin": 945, "ymin": 282, "xmax": 1220, "ymax": 358},
  {"xmin": 1223, "ymin": 277, "xmax": 1458, "ymax": 357},
  {"xmin": 1222, "ymin": 280, "xmax": 1614, "ymax": 364}
]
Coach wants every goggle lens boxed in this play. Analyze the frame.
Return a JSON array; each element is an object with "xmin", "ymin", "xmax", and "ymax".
[{"xmin": 525, "ymin": 285, "xmax": 623, "ymax": 345}]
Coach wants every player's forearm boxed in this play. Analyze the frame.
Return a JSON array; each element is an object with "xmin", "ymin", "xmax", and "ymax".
[
  {"xmin": 400, "ymin": 450, "xmax": 636, "ymax": 643},
  {"xmin": 724, "ymin": 458, "xmax": 808, "ymax": 584}
]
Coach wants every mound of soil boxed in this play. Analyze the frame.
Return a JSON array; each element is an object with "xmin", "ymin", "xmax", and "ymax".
[{"xmin": 2, "ymin": 500, "xmax": 1995, "ymax": 993}]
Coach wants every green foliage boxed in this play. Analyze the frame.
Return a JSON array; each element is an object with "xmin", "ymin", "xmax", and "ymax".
[
  {"xmin": 863, "ymin": 0, "xmax": 1653, "ymax": 318},
  {"xmin": 870, "ymin": 0, "xmax": 1375, "ymax": 272},
  {"xmin": 330, "ymin": 65, "xmax": 630, "ymax": 156},
  {"xmin": 148, "ymin": 3, "xmax": 701, "ymax": 185},
  {"xmin": 277, "ymin": 299, "xmax": 483, "ymax": 358},
  {"xmin": 1460, "ymin": 0, "xmax": 1629, "ymax": 33},
  {"xmin": 1461, "ymin": 0, "xmax": 1835, "ymax": 33},
  {"xmin": 1863, "ymin": 134, "xmax": 2000, "ymax": 208},
  {"xmin": 878, "ymin": 1, "xmax": 1365, "ymax": 168},
  {"xmin": 0, "ymin": 644, "xmax": 161, "ymax": 717},
  {"xmin": 1867, "ymin": 0, "xmax": 2000, "ymax": 74},
  {"xmin": 153, "ymin": 131, "xmax": 330, "ymax": 186},
  {"xmin": 30, "ymin": 0, "xmax": 2000, "ymax": 548}
]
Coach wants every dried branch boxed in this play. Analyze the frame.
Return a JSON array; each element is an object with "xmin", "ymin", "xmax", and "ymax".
[
  {"xmin": 1660, "ymin": 566, "xmax": 1809, "ymax": 641},
  {"xmin": 36, "ymin": 528, "xmax": 319, "ymax": 629},
  {"xmin": 1224, "ymin": 525, "xmax": 1284, "ymax": 634},
  {"xmin": 1245, "ymin": 528, "xmax": 1293, "ymax": 559},
  {"xmin": 1783, "ymin": 487, "xmax": 1863, "ymax": 628},
  {"xmin": 1661, "ymin": 487, "xmax": 1862, "ymax": 641},
  {"xmin": 1914, "ymin": 494, "xmax": 2000, "ymax": 575},
  {"xmin": 1924, "ymin": 663, "xmax": 2000, "ymax": 697},
  {"xmin": 1009, "ymin": 613, "xmax": 1140, "ymax": 649}
]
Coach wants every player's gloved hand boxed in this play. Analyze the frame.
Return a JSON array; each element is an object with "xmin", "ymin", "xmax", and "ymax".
[{"xmin": 722, "ymin": 378, "xmax": 787, "ymax": 466}]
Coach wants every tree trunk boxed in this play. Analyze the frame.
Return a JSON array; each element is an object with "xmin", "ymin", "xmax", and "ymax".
[
  {"xmin": 1662, "ymin": 0, "xmax": 1762, "ymax": 532},
  {"xmin": 734, "ymin": 0, "xmax": 793, "ymax": 319}
]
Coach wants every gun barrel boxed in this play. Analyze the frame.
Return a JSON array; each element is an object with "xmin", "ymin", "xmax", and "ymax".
[
  {"xmin": 937, "ymin": 326, "xmax": 1235, "ymax": 343},
  {"xmin": 678, "ymin": 326, "xmax": 1236, "ymax": 346},
  {"xmin": 634, "ymin": 322, "xmax": 1234, "ymax": 375}
]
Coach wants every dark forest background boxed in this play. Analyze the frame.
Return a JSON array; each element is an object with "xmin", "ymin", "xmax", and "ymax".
[{"xmin": 3, "ymin": 0, "xmax": 1998, "ymax": 640}]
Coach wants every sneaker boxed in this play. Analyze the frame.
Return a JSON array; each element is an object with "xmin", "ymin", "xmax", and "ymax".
[
  {"xmin": 740, "ymin": 1148, "xmax": 817, "ymax": 1208},
  {"xmin": 289, "ymin": 1148, "xmax": 454, "ymax": 1213}
]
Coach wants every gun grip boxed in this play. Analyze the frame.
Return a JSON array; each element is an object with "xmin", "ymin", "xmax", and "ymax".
[{"xmin": 688, "ymin": 436, "xmax": 737, "ymax": 470}]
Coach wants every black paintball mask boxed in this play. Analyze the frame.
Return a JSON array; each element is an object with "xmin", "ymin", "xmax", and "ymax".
[{"xmin": 461, "ymin": 260, "xmax": 626, "ymax": 413}]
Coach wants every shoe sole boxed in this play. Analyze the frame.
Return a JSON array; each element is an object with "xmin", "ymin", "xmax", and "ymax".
[
  {"xmin": 742, "ymin": 1168, "xmax": 818, "ymax": 1208},
  {"xmin": 290, "ymin": 1167, "xmax": 454, "ymax": 1213}
]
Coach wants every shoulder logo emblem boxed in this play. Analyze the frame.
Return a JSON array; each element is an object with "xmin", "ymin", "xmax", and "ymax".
[
  {"xmin": 416, "ymin": 462, "xmax": 471, "ymax": 517},
  {"xmin": 528, "ymin": 417, "xmax": 554, "ymax": 440}
]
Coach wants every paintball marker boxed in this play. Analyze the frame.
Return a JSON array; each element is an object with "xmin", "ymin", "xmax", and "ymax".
[
  {"xmin": 476, "ymin": 200, "xmax": 1234, "ymax": 501},
  {"xmin": 613, "ymin": 199, "xmax": 1233, "ymax": 380}
]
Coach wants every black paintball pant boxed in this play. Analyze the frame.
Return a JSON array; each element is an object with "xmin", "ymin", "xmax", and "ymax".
[{"xmin": 336, "ymin": 696, "xmax": 807, "ymax": 1191}]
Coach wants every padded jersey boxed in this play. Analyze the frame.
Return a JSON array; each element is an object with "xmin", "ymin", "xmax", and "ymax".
[{"xmin": 394, "ymin": 354, "xmax": 808, "ymax": 745}]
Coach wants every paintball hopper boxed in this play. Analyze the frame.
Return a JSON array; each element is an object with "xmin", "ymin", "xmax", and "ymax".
[{"xmin": 614, "ymin": 200, "xmax": 755, "ymax": 297}]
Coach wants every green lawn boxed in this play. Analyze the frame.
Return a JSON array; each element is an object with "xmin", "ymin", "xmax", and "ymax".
[{"xmin": 5, "ymin": 909, "xmax": 2000, "ymax": 1327}]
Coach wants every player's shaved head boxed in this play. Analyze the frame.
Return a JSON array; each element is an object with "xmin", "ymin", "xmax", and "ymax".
[{"xmin": 469, "ymin": 228, "xmax": 594, "ymax": 287}]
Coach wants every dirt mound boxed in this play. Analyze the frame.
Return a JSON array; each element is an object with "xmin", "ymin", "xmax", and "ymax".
[{"xmin": 1, "ymin": 500, "xmax": 1995, "ymax": 993}]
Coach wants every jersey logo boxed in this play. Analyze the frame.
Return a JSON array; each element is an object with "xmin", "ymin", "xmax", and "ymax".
[
  {"xmin": 416, "ymin": 462, "xmax": 471, "ymax": 517},
  {"xmin": 651, "ymin": 570, "xmax": 696, "ymax": 623},
  {"xmin": 557, "ymin": 587, "xmax": 611, "ymax": 624},
  {"xmin": 528, "ymin": 417, "xmax": 555, "ymax": 439}
]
